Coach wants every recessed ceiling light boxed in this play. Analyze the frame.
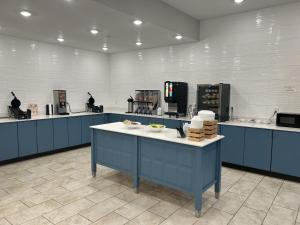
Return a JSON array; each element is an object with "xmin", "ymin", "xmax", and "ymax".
[
  {"xmin": 90, "ymin": 29, "xmax": 99, "ymax": 35},
  {"xmin": 20, "ymin": 10, "xmax": 32, "ymax": 17},
  {"xmin": 102, "ymin": 46, "xmax": 108, "ymax": 51},
  {"xmin": 234, "ymin": 0, "xmax": 244, "ymax": 4},
  {"xmin": 136, "ymin": 41, "xmax": 143, "ymax": 46},
  {"xmin": 175, "ymin": 34, "xmax": 183, "ymax": 40},
  {"xmin": 57, "ymin": 37, "xmax": 64, "ymax": 42},
  {"xmin": 133, "ymin": 19, "xmax": 143, "ymax": 26}
]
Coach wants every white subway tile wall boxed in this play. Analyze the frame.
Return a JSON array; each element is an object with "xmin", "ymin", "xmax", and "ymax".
[
  {"xmin": 0, "ymin": 34, "xmax": 110, "ymax": 116},
  {"xmin": 109, "ymin": 2, "xmax": 300, "ymax": 119}
]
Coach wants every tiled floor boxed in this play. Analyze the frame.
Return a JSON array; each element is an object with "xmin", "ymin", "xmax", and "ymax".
[{"xmin": 0, "ymin": 147, "xmax": 300, "ymax": 225}]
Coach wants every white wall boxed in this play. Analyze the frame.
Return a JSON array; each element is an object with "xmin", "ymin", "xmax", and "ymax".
[
  {"xmin": 0, "ymin": 34, "xmax": 110, "ymax": 116},
  {"xmin": 109, "ymin": 2, "xmax": 300, "ymax": 119}
]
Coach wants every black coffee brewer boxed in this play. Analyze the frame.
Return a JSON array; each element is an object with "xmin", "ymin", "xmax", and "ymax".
[
  {"xmin": 86, "ymin": 92, "xmax": 103, "ymax": 113},
  {"xmin": 8, "ymin": 92, "xmax": 31, "ymax": 119},
  {"xmin": 164, "ymin": 81, "xmax": 188, "ymax": 118}
]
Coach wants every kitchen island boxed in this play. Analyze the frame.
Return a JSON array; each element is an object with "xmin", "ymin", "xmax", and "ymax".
[{"xmin": 90, "ymin": 122, "xmax": 224, "ymax": 217}]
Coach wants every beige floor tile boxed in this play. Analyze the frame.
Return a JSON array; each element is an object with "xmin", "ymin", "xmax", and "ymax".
[
  {"xmin": 0, "ymin": 189, "xmax": 7, "ymax": 198},
  {"xmin": 0, "ymin": 218, "xmax": 11, "ymax": 225},
  {"xmin": 263, "ymin": 205, "xmax": 297, "ymax": 225},
  {"xmin": 183, "ymin": 192, "xmax": 217, "ymax": 215},
  {"xmin": 245, "ymin": 189, "xmax": 275, "ymax": 212},
  {"xmin": 89, "ymin": 179, "xmax": 117, "ymax": 191},
  {"xmin": 22, "ymin": 187, "xmax": 69, "ymax": 207},
  {"xmin": 6, "ymin": 200, "xmax": 61, "ymax": 225},
  {"xmin": 80, "ymin": 197, "xmax": 126, "ymax": 222},
  {"xmin": 54, "ymin": 186, "xmax": 97, "ymax": 205},
  {"xmin": 282, "ymin": 181, "xmax": 300, "ymax": 195},
  {"xmin": 195, "ymin": 208, "xmax": 233, "ymax": 225},
  {"xmin": 240, "ymin": 172, "xmax": 264, "ymax": 184},
  {"xmin": 43, "ymin": 198, "xmax": 94, "ymax": 224},
  {"xmin": 0, "ymin": 188, "xmax": 39, "ymax": 206},
  {"xmin": 101, "ymin": 184, "xmax": 128, "ymax": 196},
  {"xmin": 0, "ymin": 200, "xmax": 28, "ymax": 218},
  {"xmin": 130, "ymin": 211, "xmax": 164, "ymax": 225},
  {"xmin": 92, "ymin": 212, "xmax": 128, "ymax": 225},
  {"xmin": 229, "ymin": 180, "xmax": 257, "ymax": 197},
  {"xmin": 33, "ymin": 177, "xmax": 77, "ymax": 193},
  {"xmin": 159, "ymin": 209, "xmax": 198, "ymax": 225},
  {"xmin": 274, "ymin": 188, "xmax": 300, "ymax": 210},
  {"xmin": 229, "ymin": 206, "xmax": 266, "ymax": 225},
  {"xmin": 85, "ymin": 190, "xmax": 113, "ymax": 203},
  {"xmin": 56, "ymin": 214, "xmax": 91, "ymax": 225},
  {"xmin": 115, "ymin": 196, "xmax": 159, "ymax": 220},
  {"xmin": 297, "ymin": 210, "xmax": 300, "ymax": 223},
  {"xmin": 116, "ymin": 190, "xmax": 140, "ymax": 203},
  {"xmin": 21, "ymin": 216, "xmax": 53, "ymax": 225},
  {"xmin": 255, "ymin": 177, "xmax": 282, "ymax": 197},
  {"xmin": 148, "ymin": 201, "xmax": 180, "ymax": 218},
  {"xmin": 213, "ymin": 192, "xmax": 245, "ymax": 215}
]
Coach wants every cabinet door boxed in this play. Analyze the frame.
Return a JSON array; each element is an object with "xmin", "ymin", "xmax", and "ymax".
[
  {"xmin": 0, "ymin": 123, "xmax": 18, "ymax": 161},
  {"xmin": 220, "ymin": 125, "xmax": 245, "ymax": 165},
  {"xmin": 108, "ymin": 114, "xmax": 124, "ymax": 123},
  {"xmin": 37, "ymin": 120, "xmax": 54, "ymax": 153},
  {"xmin": 18, "ymin": 121, "xmax": 38, "ymax": 157},
  {"xmin": 81, "ymin": 116, "xmax": 94, "ymax": 144},
  {"xmin": 164, "ymin": 119, "xmax": 181, "ymax": 129},
  {"xmin": 93, "ymin": 114, "xmax": 107, "ymax": 125},
  {"xmin": 244, "ymin": 128, "xmax": 272, "ymax": 170},
  {"xmin": 272, "ymin": 131, "xmax": 300, "ymax": 177},
  {"xmin": 68, "ymin": 117, "xmax": 82, "ymax": 146},
  {"xmin": 53, "ymin": 118, "xmax": 68, "ymax": 149}
]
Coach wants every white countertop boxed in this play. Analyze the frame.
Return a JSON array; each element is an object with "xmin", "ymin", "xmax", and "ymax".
[
  {"xmin": 219, "ymin": 121, "xmax": 300, "ymax": 133},
  {"xmin": 91, "ymin": 122, "xmax": 224, "ymax": 148},
  {"xmin": 0, "ymin": 112, "xmax": 104, "ymax": 123}
]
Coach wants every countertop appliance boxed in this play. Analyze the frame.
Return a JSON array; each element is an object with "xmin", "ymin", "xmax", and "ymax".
[
  {"xmin": 164, "ymin": 81, "xmax": 188, "ymax": 118},
  {"xmin": 133, "ymin": 90, "xmax": 161, "ymax": 115},
  {"xmin": 276, "ymin": 113, "xmax": 300, "ymax": 128},
  {"xmin": 8, "ymin": 92, "xmax": 31, "ymax": 119},
  {"xmin": 53, "ymin": 90, "xmax": 69, "ymax": 115},
  {"xmin": 197, "ymin": 83, "xmax": 230, "ymax": 122},
  {"xmin": 127, "ymin": 96, "xmax": 134, "ymax": 113},
  {"xmin": 86, "ymin": 92, "xmax": 103, "ymax": 113}
]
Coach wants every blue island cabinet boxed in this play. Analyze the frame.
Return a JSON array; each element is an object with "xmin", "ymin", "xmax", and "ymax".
[
  {"xmin": 220, "ymin": 125, "xmax": 244, "ymax": 165},
  {"xmin": 18, "ymin": 121, "xmax": 38, "ymax": 157},
  {"xmin": 272, "ymin": 131, "xmax": 300, "ymax": 177},
  {"xmin": 53, "ymin": 118, "xmax": 68, "ymax": 150},
  {"xmin": 37, "ymin": 120, "xmax": 54, "ymax": 153},
  {"xmin": 0, "ymin": 122, "xmax": 18, "ymax": 161},
  {"xmin": 164, "ymin": 119, "xmax": 181, "ymax": 129},
  {"xmin": 244, "ymin": 128, "xmax": 272, "ymax": 171},
  {"xmin": 68, "ymin": 117, "xmax": 82, "ymax": 146}
]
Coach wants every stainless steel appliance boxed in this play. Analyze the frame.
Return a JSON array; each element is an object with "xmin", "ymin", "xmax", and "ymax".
[
  {"xmin": 133, "ymin": 90, "xmax": 161, "ymax": 115},
  {"xmin": 127, "ymin": 96, "xmax": 134, "ymax": 113},
  {"xmin": 197, "ymin": 83, "xmax": 230, "ymax": 122},
  {"xmin": 276, "ymin": 113, "xmax": 300, "ymax": 128},
  {"xmin": 164, "ymin": 81, "xmax": 188, "ymax": 118},
  {"xmin": 53, "ymin": 90, "xmax": 69, "ymax": 115}
]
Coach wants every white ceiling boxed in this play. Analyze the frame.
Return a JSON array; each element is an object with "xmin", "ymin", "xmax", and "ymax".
[
  {"xmin": 0, "ymin": 0, "xmax": 298, "ymax": 53},
  {"xmin": 162, "ymin": 0, "xmax": 300, "ymax": 20},
  {"xmin": 0, "ymin": 0, "xmax": 199, "ymax": 53}
]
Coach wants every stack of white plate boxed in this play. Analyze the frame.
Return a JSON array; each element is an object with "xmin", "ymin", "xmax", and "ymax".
[{"xmin": 190, "ymin": 110, "xmax": 215, "ymax": 129}]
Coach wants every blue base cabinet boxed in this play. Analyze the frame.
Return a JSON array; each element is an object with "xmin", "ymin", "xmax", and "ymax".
[
  {"xmin": 220, "ymin": 125, "xmax": 245, "ymax": 166},
  {"xmin": 272, "ymin": 131, "xmax": 300, "ymax": 177},
  {"xmin": 244, "ymin": 128, "xmax": 272, "ymax": 171},
  {"xmin": 93, "ymin": 114, "xmax": 107, "ymax": 125},
  {"xmin": 68, "ymin": 117, "xmax": 82, "ymax": 146},
  {"xmin": 108, "ymin": 114, "xmax": 124, "ymax": 123},
  {"xmin": 37, "ymin": 120, "xmax": 54, "ymax": 153},
  {"xmin": 53, "ymin": 118, "xmax": 68, "ymax": 150},
  {"xmin": 18, "ymin": 121, "xmax": 38, "ymax": 157},
  {"xmin": 123, "ymin": 115, "xmax": 150, "ymax": 125},
  {"xmin": 164, "ymin": 119, "xmax": 181, "ymax": 129},
  {"xmin": 81, "ymin": 116, "xmax": 95, "ymax": 144},
  {"xmin": 0, "ymin": 123, "xmax": 18, "ymax": 161}
]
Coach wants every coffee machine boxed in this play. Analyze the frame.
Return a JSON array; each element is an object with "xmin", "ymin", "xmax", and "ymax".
[
  {"xmin": 164, "ymin": 81, "xmax": 188, "ymax": 118},
  {"xmin": 86, "ymin": 92, "xmax": 103, "ymax": 113},
  {"xmin": 53, "ymin": 90, "xmax": 69, "ymax": 115}
]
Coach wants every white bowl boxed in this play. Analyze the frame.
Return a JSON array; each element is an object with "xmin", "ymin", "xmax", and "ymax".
[
  {"xmin": 123, "ymin": 122, "xmax": 141, "ymax": 129},
  {"xmin": 146, "ymin": 125, "xmax": 166, "ymax": 132}
]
